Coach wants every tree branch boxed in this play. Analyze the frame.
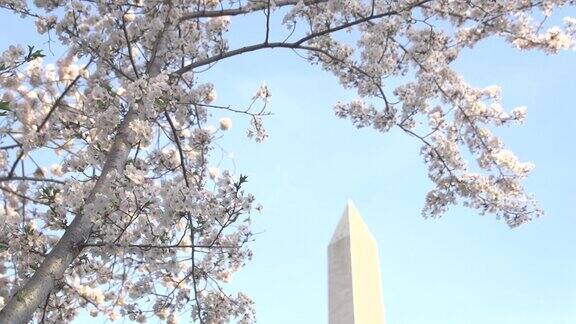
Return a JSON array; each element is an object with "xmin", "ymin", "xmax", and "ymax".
[
  {"xmin": 179, "ymin": 0, "xmax": 327, "ymax": 21},
  {"xmin": 174, "ymin": 1, "xmax": 430, "ymax": 75}
]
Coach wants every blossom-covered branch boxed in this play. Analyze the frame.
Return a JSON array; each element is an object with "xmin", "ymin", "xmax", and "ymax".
[{"xmin": 0, "ymin": 0, "xmax": 574, "ymax": 322}]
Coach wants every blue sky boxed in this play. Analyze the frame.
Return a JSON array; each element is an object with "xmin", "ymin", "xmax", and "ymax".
[{"xmin": 2, "ymin": 6, "xmax": 576, "ymax": 324}]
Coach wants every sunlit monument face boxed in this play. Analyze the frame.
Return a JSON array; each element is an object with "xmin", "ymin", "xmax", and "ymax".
[{"xmin": 328, "ymin": 201, "xmax": 385, "ymax": 324}]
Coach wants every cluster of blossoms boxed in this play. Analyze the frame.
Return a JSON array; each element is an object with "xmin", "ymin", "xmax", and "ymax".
[
  {"xmin": 284, "ymin": 0, "xmax": 574, "ymax": 226},
  {"xmin": 0, "ymin": 0, "xmax": 574, "ymax": 322}
]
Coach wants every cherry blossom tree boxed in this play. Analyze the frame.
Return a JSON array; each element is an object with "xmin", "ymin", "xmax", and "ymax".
[{"xmin": 0, "ymin": 0, "xmax": 574, "ymax": 322}]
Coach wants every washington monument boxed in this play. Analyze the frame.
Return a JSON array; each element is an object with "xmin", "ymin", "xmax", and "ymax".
[{"xmin": 328, "ymin": 201, "xmax": 385, "ymax": 324}]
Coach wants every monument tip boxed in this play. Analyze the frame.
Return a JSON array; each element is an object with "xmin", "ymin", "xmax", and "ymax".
[
  {"xmin": 328, "ymin": 200, "xmax": 385, "ymax": 323},
  {"xmin": 330, "ymin": 200, "xmax": 370, "ymax": 244}
]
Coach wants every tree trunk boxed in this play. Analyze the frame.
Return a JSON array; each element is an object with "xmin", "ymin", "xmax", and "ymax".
[{"xmin": 0, "ymin": 108, "xmax": 137, "ymax": 323}]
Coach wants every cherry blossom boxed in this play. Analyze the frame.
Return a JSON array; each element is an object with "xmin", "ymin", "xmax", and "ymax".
[{"xmin": 0, "ymin": 0, "xmax": 574, "ymax": 322}]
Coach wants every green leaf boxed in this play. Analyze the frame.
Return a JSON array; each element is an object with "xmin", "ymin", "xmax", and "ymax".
[
  {"xmin": 235, "ymin": 174, "xmax": 249, "ymax": 190},
  {"xmin": 38, "ymin": 186, "xmax": 60, "ymax": 203},
  {"xmin": 31, "ymin": 50, "xmax": 45, "ymax": 60},
  {"xmin": 155, "ymin": 98, "xmax": 167, "ymax": 108},
  {"xmin": 25, "ymin": 45, "xmax": 45, "ymax": 62},
  {"xmin": 0, "ymin": 101, "xmax": 9, "ymax": 116},
  {"xmin": 239, "ymin": 174, "xmax": 248, "ymax": 185}
]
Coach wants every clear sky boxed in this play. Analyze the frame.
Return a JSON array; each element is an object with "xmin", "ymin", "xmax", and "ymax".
[{"xmin": 2, "ymin": 6, "xmax": 576, "ymax": 324}]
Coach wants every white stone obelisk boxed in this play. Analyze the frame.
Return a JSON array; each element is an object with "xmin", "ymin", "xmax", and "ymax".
[{"xmin": 328, "ymin": 200, "xmax": 385, "ymax": 324}]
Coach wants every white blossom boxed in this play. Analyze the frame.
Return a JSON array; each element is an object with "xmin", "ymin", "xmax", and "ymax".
[
  {"xmin": 208, "ymin": 167, "xmax": 220, "ymax": 180},
  {"xmin": 0, "ymin": 0, "xmax": 571, "ymax": 322},
  {"xmin": 50, "ymin": 164, "xmax": 64, "ymax": 177},
  {"xmin": 219, "ymin": 117, "xmax": 232, "ymax": 130}
]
